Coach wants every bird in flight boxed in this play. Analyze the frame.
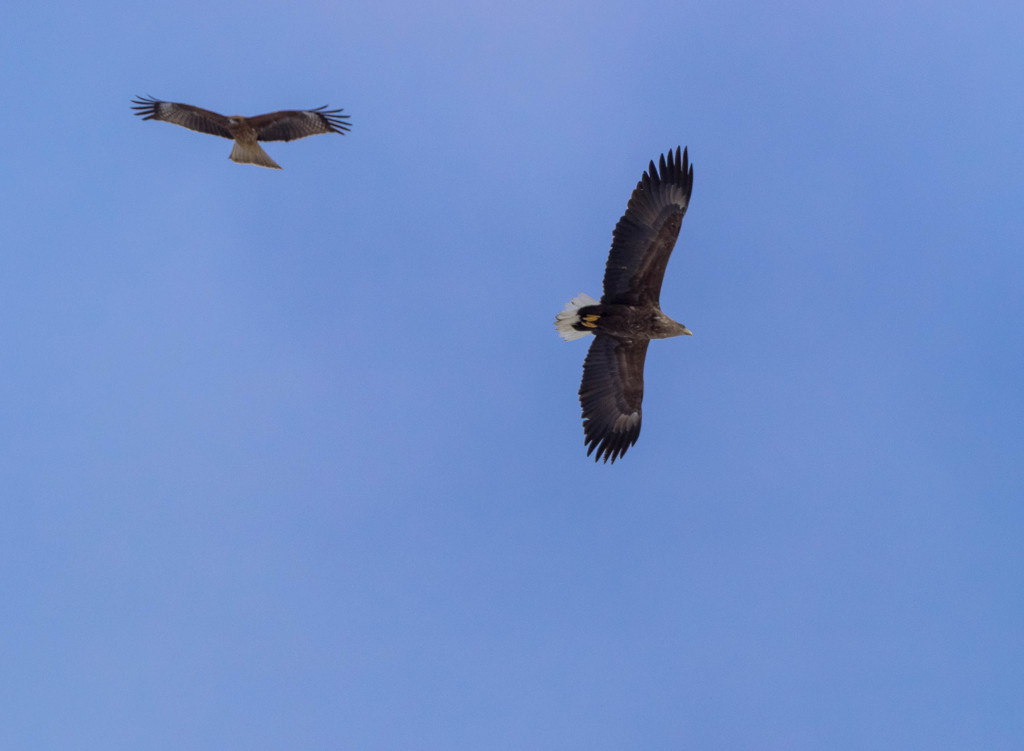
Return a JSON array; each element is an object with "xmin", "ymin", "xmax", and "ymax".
[
  {"xmin": 555, "ymin": 147, "xmax": 694, "ymax": 463},
  {"xmin": 131, "ymin": 96, "xmax": 351, "ymax": 169}
]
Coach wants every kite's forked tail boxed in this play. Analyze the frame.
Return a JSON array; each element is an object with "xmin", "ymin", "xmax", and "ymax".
[
  {"xmin": 229, "ymin": 140, "xmax": 282, "ymax": 169},
  {"xmin": 555, "ymin": 293, "xmax": 600, "ymax": 341}
]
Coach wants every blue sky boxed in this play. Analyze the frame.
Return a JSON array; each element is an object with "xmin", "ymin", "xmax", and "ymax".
[{"xmin": 3, "ymin": 0, "xmax": 1024, "ymax": 748}]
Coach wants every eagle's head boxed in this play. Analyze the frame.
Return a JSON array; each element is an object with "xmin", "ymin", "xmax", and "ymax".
[{"xmin": 652, "ymin": 311, "xmax": 693, "ymax": 340}]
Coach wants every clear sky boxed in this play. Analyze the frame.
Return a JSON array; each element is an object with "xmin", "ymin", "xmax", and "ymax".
[{"xmin": 3, "ymin": 0, "xmax": 1023, "ymax": 748}]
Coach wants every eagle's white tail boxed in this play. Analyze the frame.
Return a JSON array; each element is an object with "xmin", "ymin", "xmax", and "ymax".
[
  {"xmin": 229, "ymin": 140, "xmax": 282, "ymax": 169},
  {"xmin": 555, "ymin": 293, "xmax": 600, "ymax": 341}
]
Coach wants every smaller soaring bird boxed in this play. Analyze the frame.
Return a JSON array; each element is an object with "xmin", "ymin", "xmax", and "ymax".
[
  {"xmin": 130, "ymin": 96, "xmax": 351, "ymax": 169},
  {"xmin": 555, "ymin": 147, "xmax": 694, "ymax": 463}
]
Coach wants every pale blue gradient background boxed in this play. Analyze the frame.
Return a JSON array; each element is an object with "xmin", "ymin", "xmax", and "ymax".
[{"xmin": 3, "ymin": 1, "xmax": 1023, "ymax": 748}]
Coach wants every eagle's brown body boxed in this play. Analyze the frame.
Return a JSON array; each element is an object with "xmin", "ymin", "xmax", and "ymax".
[{"xmin": 569, "ymin": 303, "xmax": 691, "ymax": 341}]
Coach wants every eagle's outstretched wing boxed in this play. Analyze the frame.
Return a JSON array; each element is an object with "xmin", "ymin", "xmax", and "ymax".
[
  {"xmin": 579, "ymin": 335, "xmax": 650, "ymax": 463},
  {"xmin": 130, "ymin": 97, "xmax": 232, "ymax": 139},
  {"xmin": 247, "ymin": 107, "xmax": 352, "ymax": 142},
  {"xmin": 601, "ymin": 147, "xmax": 693, "ymax": 307}
]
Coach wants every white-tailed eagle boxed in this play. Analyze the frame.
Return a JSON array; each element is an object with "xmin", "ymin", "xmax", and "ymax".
[
  {"xmin": 131, "ymin": 96, "xmax": 351, "ymax": 169},
  {"xmin": 555, "ymin": 147, "xmax": 694, "ymax": 463}
]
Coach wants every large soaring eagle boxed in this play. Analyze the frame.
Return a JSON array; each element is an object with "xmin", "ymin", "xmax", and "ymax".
[
  {"xmin": 131, "ymin": 96, "xmax": 351, "ymax": 169},
  {"xmin": 555, "ymin": 147, "xmax": 694, "ymax": 463}
]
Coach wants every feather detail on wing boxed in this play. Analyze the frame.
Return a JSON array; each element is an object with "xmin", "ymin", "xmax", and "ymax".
[
  {"xmin": 248, "ymin": 107, "xmax": 352, "ymax": 142},
  {"xmin": 579, "ymin": 335, "xmax": 649, "ymax": 463},
  {"xmin": 601, "ymin": 147, "xmax": 693, "ymax": 307},
  {"xmin": 130, "ymin": 97, "xmax": 232, "ymax": 139}
]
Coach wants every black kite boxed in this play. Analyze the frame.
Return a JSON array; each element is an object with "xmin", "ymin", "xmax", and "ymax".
[{"xmin": 131, "ymin": 96, "xmax": 351, "ymax": 169}]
